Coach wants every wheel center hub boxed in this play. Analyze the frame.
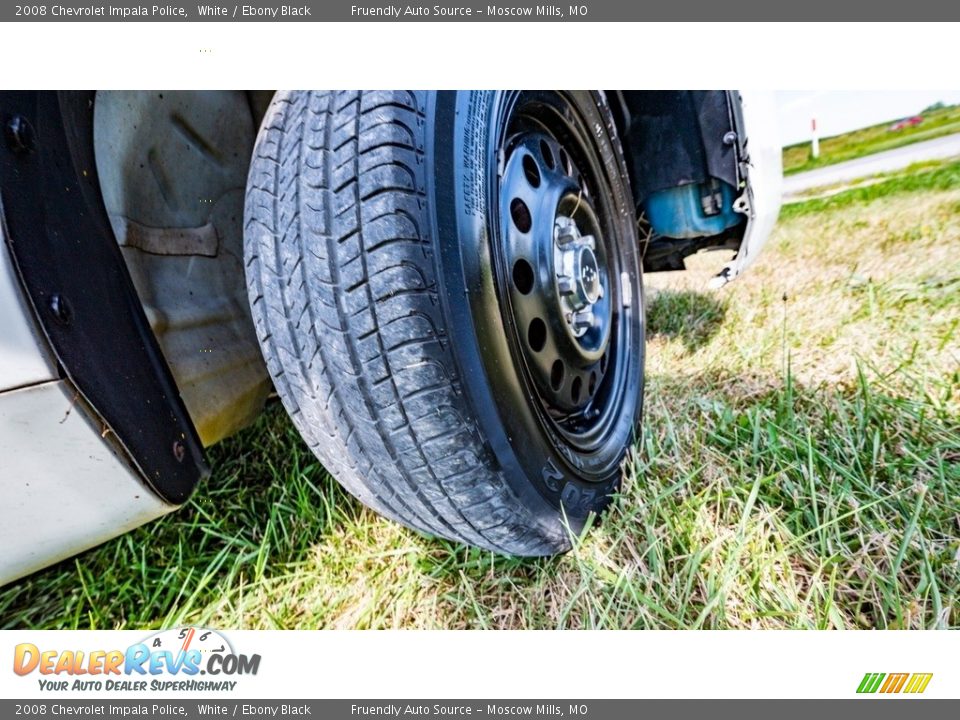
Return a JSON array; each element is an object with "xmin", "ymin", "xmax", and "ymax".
[
  {"xmin": 498, "ymin": 130, "xmax": 615, "ymax": 417},
  {"xmin": 554, "ymin": 213, "xmax": 604, "ymax": 337}
]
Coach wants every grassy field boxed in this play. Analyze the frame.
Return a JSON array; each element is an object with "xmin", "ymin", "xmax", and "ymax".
[
  {"xmin": 1, "ymin": 162, "xmax": 958, "ymax": 630},
  {"xmin": 783, "ymin": 103, "xmax": 960, "ymax": 176}
]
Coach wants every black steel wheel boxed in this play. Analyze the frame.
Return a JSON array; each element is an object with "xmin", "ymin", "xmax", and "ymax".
[
  {"xmin": 245, "ymin": 91, "xmax": 644, "ymax": 556},
  {"xmin": 493, "ymin": 93, "xmax": 639, "ymax": 454}
]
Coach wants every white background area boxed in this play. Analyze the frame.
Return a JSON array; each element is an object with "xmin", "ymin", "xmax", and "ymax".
[
  {"xmin": 2, "ymin": 630, "xmax": 955, "ymax": 699},
  {"xmin": 0, "ymin": 19, "xmax": 957, "ymax": 700},
  {"xmin": 0, "ymin": 22, "xmax": 957, "ymax": 95}
]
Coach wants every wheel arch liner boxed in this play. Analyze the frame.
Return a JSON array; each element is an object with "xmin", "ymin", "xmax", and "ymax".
[{"xmin": 0, "ymin": 90, "xmax": 207, "ymax": 504}]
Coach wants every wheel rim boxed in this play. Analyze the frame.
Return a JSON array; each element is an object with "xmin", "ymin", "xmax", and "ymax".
[{"xmin": 492, "ymin": 92, "xmax": 636, "ymax": 459}]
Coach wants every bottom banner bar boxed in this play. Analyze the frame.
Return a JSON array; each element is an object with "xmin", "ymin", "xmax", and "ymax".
[{"xmin": 1, "ymin": 700, "xmax": 956, "ymax": 719}]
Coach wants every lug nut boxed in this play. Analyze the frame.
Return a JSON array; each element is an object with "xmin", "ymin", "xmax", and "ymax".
[
  {"xmin": 572, "ymin": 309, "xmax": 595, "ymax": 332},
  {"xmin": 554, "ymin": 212, "xmax": 606, "ymax": 338},
  {"xmin": 555, "ymin": 218, "xmax": 578, "ymax": 245}
]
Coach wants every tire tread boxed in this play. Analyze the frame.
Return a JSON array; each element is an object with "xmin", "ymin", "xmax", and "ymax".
[{"xmin": 244, "ymin": 90, "xmax": 567, "ymax": 555}]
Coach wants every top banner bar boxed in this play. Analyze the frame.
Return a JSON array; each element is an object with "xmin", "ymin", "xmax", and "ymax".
[{"xmin": 3, "ymin": 1, "xmax": 960, "ymax": 21}]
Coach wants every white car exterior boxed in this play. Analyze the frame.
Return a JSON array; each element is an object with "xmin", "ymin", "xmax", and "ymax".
[
  {"xmin": 724, "ymin": 89, "xmax": 783, "ymax": 283},
  {"xmin": 0, "ymin": 218, "xmax": 174, "ymax": 584}
]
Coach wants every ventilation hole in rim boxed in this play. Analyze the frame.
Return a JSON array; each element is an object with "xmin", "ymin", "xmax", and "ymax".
[
  {"xmin": 559, "ymin": 148, "xmax": 570, "ymax": 175},
  {"xmin": 528, "ymin": 318, "xmax": 547, "ymax": 352},
  {"xmin": 539, "ymin": 139, "xmax": 555, "ymax": 170},
  {"xmin": 589, "ymin": 371, "xmax": 597, "ymax": 395},
  {"xmin": 512, "ymin": 259, "xmax": 535, "ymax": 295},
  {"xmin": 571, "ymin": 376, "xmax": 582, "ymax": 403},
  {"xmin": 522, "ymin": 154, "xmax": 541, "ymax": 188},
  {"xmin": 550, "ymin": 359, "xmax": 564, "ymax": 390},
  {"xmin": 600, "ymin": 353, "xmax": 608, "ymax": 373},
  {"xmin": 510, "ymin": 198, "xmax": 532, "ymax": 233}
]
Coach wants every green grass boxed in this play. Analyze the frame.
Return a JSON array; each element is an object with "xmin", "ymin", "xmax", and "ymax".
[
  {"xmin": 1, "ymin": 165, "xmax": 958, "ymax": 630},
  {"xmin": 783, "ymin": 103, "xmax": 960, "ymax": 176},
  {"xmin": 782, "ymin": 158, "xmax": 960, "ymax": 218}
]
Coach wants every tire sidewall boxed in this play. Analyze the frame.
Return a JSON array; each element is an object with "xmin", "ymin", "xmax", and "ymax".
[{"xmin": 429, "ymin": 90, "xmax": 645, "ymax": 526}]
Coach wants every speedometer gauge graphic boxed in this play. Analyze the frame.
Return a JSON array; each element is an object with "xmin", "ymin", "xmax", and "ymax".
[{"xmin": 142, "ymin": 627, "xmax": 234, "ymax": 658}]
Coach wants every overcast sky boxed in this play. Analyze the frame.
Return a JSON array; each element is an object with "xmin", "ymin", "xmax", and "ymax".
[{"xmin": 776, "ymin": 90, "xmax": 960, "ymax": 146}]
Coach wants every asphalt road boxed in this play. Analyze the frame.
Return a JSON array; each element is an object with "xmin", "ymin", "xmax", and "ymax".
[{"xmin": 783, "ymin": 133, "xmax": 960, "ymax": 197}]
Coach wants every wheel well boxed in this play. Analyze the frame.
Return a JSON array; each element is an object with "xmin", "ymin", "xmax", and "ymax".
[
  {"xmin": 607, "ymin": 90, "xmax": 749, "ymax": 272},
  {"xmin": 92, "ymin": 90, "xmax": 273, "ymax": 446}
]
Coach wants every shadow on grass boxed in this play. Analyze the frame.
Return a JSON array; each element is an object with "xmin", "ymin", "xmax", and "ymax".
[
  {"xmin": 404, "ymin": 367, "xmax": 957, "ymax": 629},
  {"xmin": 1, "ymin": 364, "xmax": 956, "ymax": 630},
  {"xmin": 646, "ymin": 288, "xmax": 728, "ymax": 354},
  {"xmin": 430, "ymin": 367, "xmax": 956, "ymax": 629},
  {"xmin": 615, "ymin": 366, "xmax": 959, "ymax": 629}
]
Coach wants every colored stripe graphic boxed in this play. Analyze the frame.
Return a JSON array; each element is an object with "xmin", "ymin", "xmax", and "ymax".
[
  {"xmin": 904, "ymin": 674, "xmax": 933, "ymax": 694},
  {"xmin": 857, "ymin": 673, "xmax": 885, "ymax": 693},
  {"xmin": 883, "ymin": 673, "xmax": 909, "ymax": 693},
  {"xmin": 857, "ymin": 672, "xmax": 932, "ymax": 694}
]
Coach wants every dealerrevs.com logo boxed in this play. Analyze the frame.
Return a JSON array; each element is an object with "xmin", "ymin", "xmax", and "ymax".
[{"xmin": 13, "ymin": 628, "xmax": 260, "ymax": 693}]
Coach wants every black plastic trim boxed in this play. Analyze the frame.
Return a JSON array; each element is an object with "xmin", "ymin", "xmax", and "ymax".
[{"xmin": 0, "ymin": 91, "xmax": 207, "ymax": 504}]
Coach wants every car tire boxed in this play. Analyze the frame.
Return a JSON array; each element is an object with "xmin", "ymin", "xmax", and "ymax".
[{"xmin": 243, "ymin": 90, "xmax": 645, "ymax": 555}]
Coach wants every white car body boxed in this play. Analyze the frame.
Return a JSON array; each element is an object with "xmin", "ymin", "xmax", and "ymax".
[
  {"xmin": 724, "ymin": 89, "xmax": 783, "ymax": 283},
  {"xmin": 0, "ymin": 218, "xmax": 174, "ymax": 584}
]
